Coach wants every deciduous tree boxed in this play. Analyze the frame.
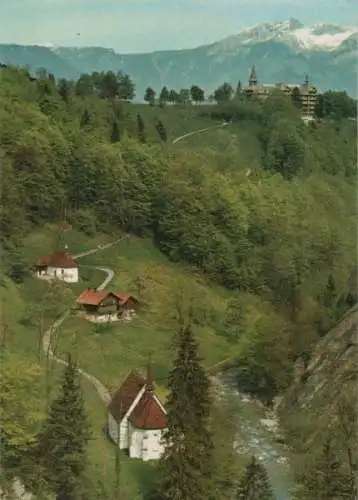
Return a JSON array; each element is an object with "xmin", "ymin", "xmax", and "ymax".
[
  {"xmin": 178, "ymin": 88, "xmax": 190, "ymax": 104},
  {"xmin": 214, "ymin": 82, "xmax": 233, "ymax": 103},
  {"xmin": 190, "ymin": 85, "xmax": 205, "ymax": 104}
]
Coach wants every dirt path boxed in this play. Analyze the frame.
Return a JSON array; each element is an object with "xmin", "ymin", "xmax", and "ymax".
[
  {"xmin": 42, "ymin": 236, "xmax": 131, "ymax": 404},
  {"xmin": 3, "ymin": 239, "xmax": 127, "ymax": 499},
  {"xmin": 171, "ymin": 122, "xmax": 230, "ymax": 144}
]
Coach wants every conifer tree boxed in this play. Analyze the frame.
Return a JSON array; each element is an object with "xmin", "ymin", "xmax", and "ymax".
[
  {"xmin": 159, "ymin": 319, "xmax": 213, "ymax": 500},
  {"xmin": 58, "ymin": 78, "xmax": 72, "ymax": 103},
  {"xmin": 237, "ymin": 456, "xmax": 274, "ymax": 500},
  {"xmin": 144, "ymin": 86, "xmax": 156, "ymax": 106},
  {"xmin": 111, "ymin": 120, "xmax": 120, "ymax": 143},
  {"xmin": 294, "ymin": 438, "xmax": 353, "ymax": 499},
  {"xmin": 155, "ymin": 120, "xmax": 167, "ymax": 142},
  {"xmin": 168, "ymin": 89, "xmax": 179, "ymax": 104},
  {"xmin": 80, "ymin": 109, "xmax": 91, "ymax": 128},
  {"xmin": 235, "ymin": 80, "xmax": 242, "ymax": 99},
  {"xmin": 159, "ymin": 86, "xmax": 169, "ymax": 107},
  {"xmin": 35, "ymin": 354, "xmax": 91, "ymax": 500},
  {"xmin": 136, "ymin": 113, "xmax": 146, "ymax": 143}
]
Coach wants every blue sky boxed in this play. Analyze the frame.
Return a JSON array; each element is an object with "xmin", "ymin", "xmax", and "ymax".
[{"xmin": 1, "ymin": 0, "xmax": 356, "ymax": 52}]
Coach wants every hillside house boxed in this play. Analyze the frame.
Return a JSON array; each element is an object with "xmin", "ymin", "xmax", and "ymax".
[
  {"xmin": 76, "ymin": 289, "xmax": 138, "ymax": 322},
  {"xmin": 108, "ymin": 368, "xmax": 167, "ymax": 461},
  {"xmin": 34, "ymin": 247, "xmax": 79, "ymax": 283}
]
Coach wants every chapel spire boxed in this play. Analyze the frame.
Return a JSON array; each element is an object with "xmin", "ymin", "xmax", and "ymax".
[
  {"xmin": 249, "ymin": 65, "xmax": 258, "ymax": 86},
  {"xmin": 145, "ymin": 354, "xmax": 154, "ymax": 394}
]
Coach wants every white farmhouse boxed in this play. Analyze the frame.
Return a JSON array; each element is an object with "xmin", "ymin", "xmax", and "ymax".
[
  {"xmin": 108, "ymin": 368, "xmax": 167, "ymax": 461},
  {"xmin": 34, "ymin": 247, "xmax": 79, "ymax": 283}
]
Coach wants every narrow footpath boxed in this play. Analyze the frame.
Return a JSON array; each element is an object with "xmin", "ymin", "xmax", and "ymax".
[
  {"xmin": 42, "ymin": 235, "xmax": 130, "ymax": 405},
  {"xmin": 171, "ymin": 121, "xmax": 229, "ymax": 144}
]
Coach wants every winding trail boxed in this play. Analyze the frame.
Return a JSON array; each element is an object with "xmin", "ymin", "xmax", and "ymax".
[
  {"xmin": 171, "ymin": 121, "xmax": 230, "ymax": 144},
  {"xmin": 42, "ymin": 235, "xmax": 130, "ymax": 405},
  {"xmin": 4, "ymin": 239, "xmax": 128, "ymax": 498}
]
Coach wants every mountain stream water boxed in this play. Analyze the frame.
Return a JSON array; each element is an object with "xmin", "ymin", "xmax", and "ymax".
[{"xmin": 217, "ymin": 370, "xmax": 294, "ymax": 500}]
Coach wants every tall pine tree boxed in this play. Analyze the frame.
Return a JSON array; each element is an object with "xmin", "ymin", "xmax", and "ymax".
[
  {"xmin": 155, "ymin": 120, "xmax": 167, "ymax": 142},
  {"xmin": 294, "ymin": 437, "xmax": 354, "ymax": 499},
  {"xmin": 144, "ymin": 86, "xmax": 156, "ymax": 106},
  {"xmin": 159, "ymin": 319, "xmax": 213, "ymax": 500},
  {"xmin": 137, "ymin": 113, "xmax": 146, "ymax": 143},
  {"xmin": 35, "ymin": 354, "xmax": 91, "ymax": 500},
  {"xmin": 110, "ymin": 120, "xmax": 120, "ymax": 143},
  {"xmin": 237, "ymin": 456, "xmax": 274, "ymax": 500},
  {"xmin": 80, "ymin": 109, "xmax": 91, "ymax": 128}
]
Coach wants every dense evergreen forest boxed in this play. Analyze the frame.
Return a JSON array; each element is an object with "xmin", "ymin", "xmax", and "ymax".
[{"xmin": 0, "ymin": 65, "xmax": 357, "ymax": 499}]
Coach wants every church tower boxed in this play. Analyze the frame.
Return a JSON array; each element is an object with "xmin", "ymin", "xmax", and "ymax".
[
  {"xmin": 145, "ymin": 355, "xmax": 154, "ymax": 394},
  {"xmin": 249, "ymin": 65, "xmax": 258, "ymax": 86}
]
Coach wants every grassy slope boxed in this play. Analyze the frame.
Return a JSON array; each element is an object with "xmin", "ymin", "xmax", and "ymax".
[
  {"xmin": 3, "ymin": 226, "xmax": 238, "ymax": 498},
  {"xmin": 122, "ymin": 102, "xmax": 222, "ymax": 142},
  {"xmin": 57, "ymin": 235, "xmax": 235, "ymax": 388}
]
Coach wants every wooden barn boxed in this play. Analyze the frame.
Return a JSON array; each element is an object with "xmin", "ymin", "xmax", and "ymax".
[{"xmin": 76, "ymin": 289, "xmax": 138, "ymax": 323}]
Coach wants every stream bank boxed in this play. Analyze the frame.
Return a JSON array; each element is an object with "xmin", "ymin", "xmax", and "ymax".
[{"xmin": 216, "ymin": 369, "xmax": 294, "ymax": 500}]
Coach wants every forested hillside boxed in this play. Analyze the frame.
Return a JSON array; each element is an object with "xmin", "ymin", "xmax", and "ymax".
[
  {"xmin": 0, "ymin": 65, "xmax": 357, "ymax": 498},
  {"xmin": 1, "ymin": 65, "xmax": 356, "ymax": 396}
]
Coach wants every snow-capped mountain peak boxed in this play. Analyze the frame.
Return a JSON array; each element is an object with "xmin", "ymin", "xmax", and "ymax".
[
  {"xmin": 294, "ymin": 23, "xmax": 358, "ymax": 50},
  {"xmin": 211, "ymin": 19, "xmax": 358, "ymax": 54}
]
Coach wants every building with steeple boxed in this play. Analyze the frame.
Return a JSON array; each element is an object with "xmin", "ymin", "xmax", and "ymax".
[
  {"xmin": 34, "ymin": 246, "xmax": 79, "ymax": 283},
  {"xmin": 243, "ymin": 66, "xmax": 317, "ymax": 120},
  {"xmin": 107, "ymin": 363, "xmax": 167, "ymax": 461}
]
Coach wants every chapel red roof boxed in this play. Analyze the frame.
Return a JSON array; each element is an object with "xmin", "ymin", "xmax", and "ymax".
[
  {"xmin": 47, "ymin": 250, "xmax": 77, "ymax": 268},
  {"xmin": 128, "ymin": 392, "xmax": 167, "ymax": 430},
  {"xmin": 36, "ymin": 250, "xmax": 77, "ymax": 269},
  {"xmin": 36, "ymin": 256, "xmax": 50, "ymax": 266},
  {"xmin": 108, "ymin": 371, "xmax": 146, "ymax": 423}
]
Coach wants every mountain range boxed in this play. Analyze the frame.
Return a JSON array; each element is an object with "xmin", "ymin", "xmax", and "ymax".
[{"xmin": 0, "ymin": 18, "xmax": 357, "ymax": 99}]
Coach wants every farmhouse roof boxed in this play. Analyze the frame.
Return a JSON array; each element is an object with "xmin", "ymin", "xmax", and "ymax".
[
  {"xmin": 112, "ymin": 293, "xmax": 137, "ymax": 306},
  {"xmin": 77, "ymin": 289, "xmax": 110, "ymax": 306},
  {"xmin": 76, "ymin": 290, "xmax": 136, "ymax": 306},
  {"xmin": 108, "ymin": 371, "xmax": 146, "ymax": 423}
]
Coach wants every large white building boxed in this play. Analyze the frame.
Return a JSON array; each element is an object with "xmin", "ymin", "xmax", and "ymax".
[
  {"xmin": 108, "ymin": 368, "xmax": 167, "ymax": 461},
  {"xmin": 34, "ymin": 247, "xmax": 79, "ymax": 283}
]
